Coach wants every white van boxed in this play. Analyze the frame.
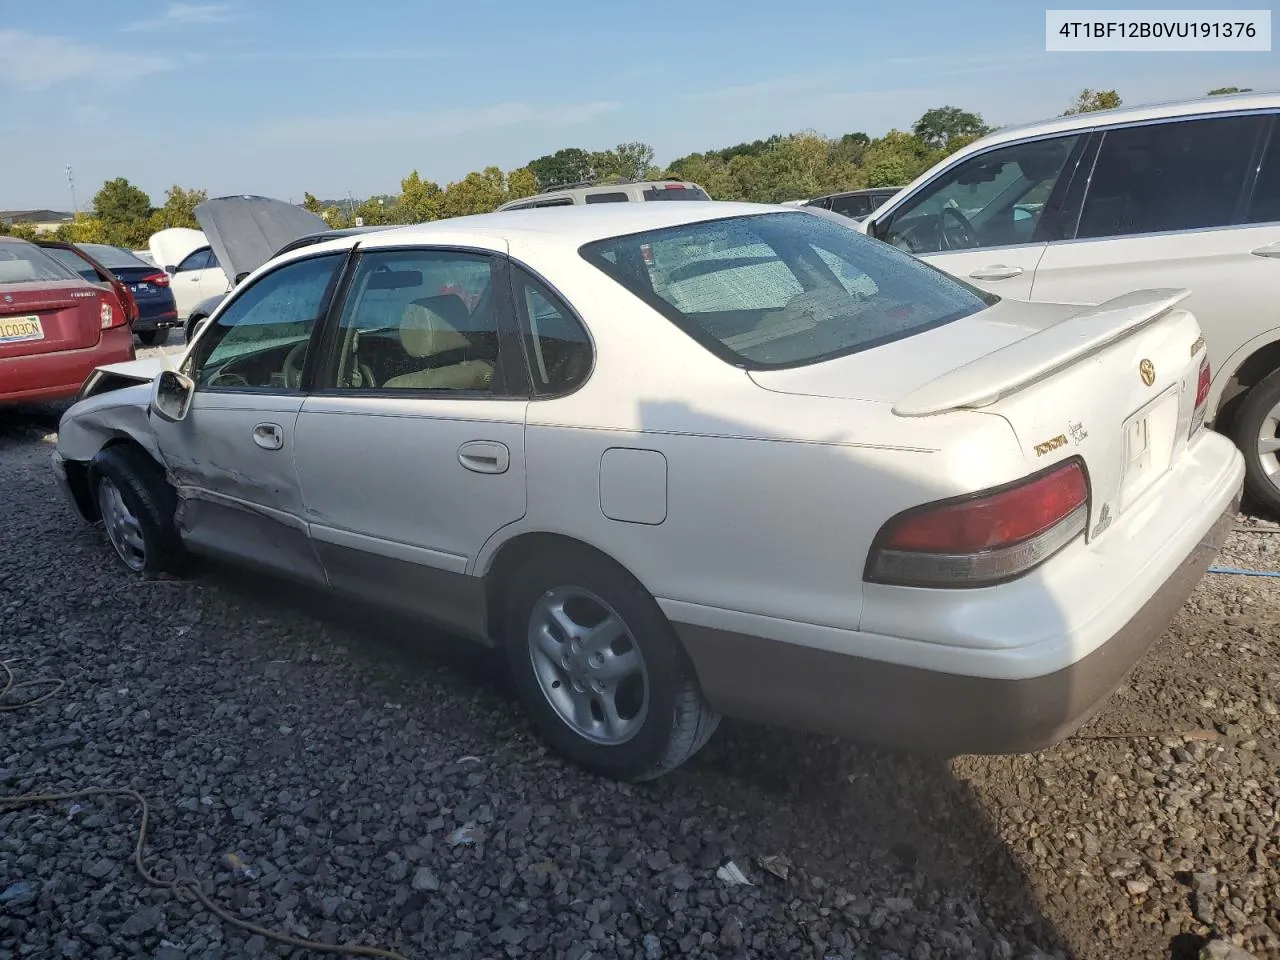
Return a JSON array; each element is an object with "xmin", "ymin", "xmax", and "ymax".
[
  {"xmin": 858, "ymin": 92, "xmax": 1280, "ymax": 512},
  {"xmin": 497, "ymin": 180, "xmax": 710, "ymax": 211}
]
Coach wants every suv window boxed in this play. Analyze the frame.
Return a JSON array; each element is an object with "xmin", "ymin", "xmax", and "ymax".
[
  {"xmin": 330, "ymin": 249, "xmax": 501, "ymax": 393},
  {"xmin": 881, "ymin": 134, "xmax": 1083, "ymax": 254},
  {"xmin": 581, "ymin": 211, "xmax": 992, "ymax": 369},
  {"xmin": 188, "ymin": 253, "xmax": 342, "ymax": 390},
  {"xmin": 830, "ymin": 195, "xmax": 871, "ymax": 218},
  {"xmin": 585, "ymin": 192, "xmax": 630, "ymax": 204},
  {"xmin": 1078, "ymin": 115, "xmax": 1266, "ymax": 238},
  {"xmin": 512, "ymin": 268, "xmax": 592, "ymax": 395},
  {"xmin": 1245, "ymin": 121, "xmax": 1280, "ymax": 224},
  {"xmin": 642, "ymin": 186, "xmax": 711, "ymax": 201}
]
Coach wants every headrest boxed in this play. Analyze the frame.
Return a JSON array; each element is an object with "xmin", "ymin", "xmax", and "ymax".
[{"xmin": 400, "ymin": 295, "xmax": 471, "ymax": 358}]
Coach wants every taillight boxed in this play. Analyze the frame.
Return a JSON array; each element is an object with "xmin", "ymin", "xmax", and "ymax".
[
  {"xmin": 142, "ymin": 271, "xmax": 170, "ymax": 288},
  {"xmin": 99, "ymin": 295, "xmax": 128, "ymax": 329},
  {"xmin": 1190, "ymin": 354, "xmax": 1210, "ymax": 439},
  {"xmin": 865, "ymin": 460, "xmax": 1089, "ymax": 588}
]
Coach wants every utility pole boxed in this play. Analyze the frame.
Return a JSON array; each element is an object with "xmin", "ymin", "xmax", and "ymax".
[{"xmin": 65, "ymin": 165, "xmax": 78, "ymax": 215}]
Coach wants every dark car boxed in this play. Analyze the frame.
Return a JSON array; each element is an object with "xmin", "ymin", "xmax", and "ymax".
[
  {"xmin": 41, "ymin": 242, "xmax": 179, "ymax": 346},
  {"xmin": 805, "ymin": 187, "xmax": 904, "ymax": 221}
]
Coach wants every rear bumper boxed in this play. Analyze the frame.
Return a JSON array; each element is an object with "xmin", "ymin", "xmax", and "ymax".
[
  {"xmin": 0, "ymin": 328, "xmax": 136, "ymax": 405},
  {"xmin": 673, "ymin": 436, "xmax": 1244, "ymax": 754},
  {"xmin": 131, "ymin": 308, "xmax": 180, "ymax": 332}
]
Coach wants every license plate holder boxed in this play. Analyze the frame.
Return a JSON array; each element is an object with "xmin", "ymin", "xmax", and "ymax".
[
  {"xmin": 0, "ymin": 315, "xmax": 44, "ymax": 344},
  {"xmin": 1120, "ymin": 386, "xmax": 1180, "ymax": 511}
]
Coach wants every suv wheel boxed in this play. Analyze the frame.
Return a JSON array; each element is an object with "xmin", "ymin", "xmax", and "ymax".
[{"xmin": 1231, "ymin": 368, "xmax": 1280, "ymax": 517}]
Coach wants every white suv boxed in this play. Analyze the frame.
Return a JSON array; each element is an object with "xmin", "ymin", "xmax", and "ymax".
[
  {"xmin": 497, "ymin": 180, "xmax": 710, "ymax": 210},
  {"xmin": 859, "ymin": 92, "xmax": 1280, "ymax": 512}
]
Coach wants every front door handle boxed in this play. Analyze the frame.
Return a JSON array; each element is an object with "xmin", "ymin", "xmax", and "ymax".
[
  {"xmin": 252, "ymin": 422, "xmax": 283, "ymax": 450},
  {"xmin": 1251, "ymin": 242, "xmax": 1280, "ymax": 259},
  {"xmin": 458, "ymin": 440, "xmax": 510, "ymax": 474},
  {"xmin": 967, "ymin": 264, "xmax": 1024, "ymax": 281}
]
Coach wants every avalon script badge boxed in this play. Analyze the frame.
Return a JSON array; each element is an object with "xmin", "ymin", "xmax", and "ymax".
[{"xmin": 1139, "ymin": 359, "xmax": 1156, "ymax": 387}]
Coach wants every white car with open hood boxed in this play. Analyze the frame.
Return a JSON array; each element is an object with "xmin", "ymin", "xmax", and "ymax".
[{"xmin": 52, "ymin": 202, "xmax": 1243, "ymax": 780}]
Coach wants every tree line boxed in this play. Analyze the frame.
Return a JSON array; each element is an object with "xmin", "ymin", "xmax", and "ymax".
[{"xmin": 0, "ymin": 85, "xmax": 1250, "ymax": 250}]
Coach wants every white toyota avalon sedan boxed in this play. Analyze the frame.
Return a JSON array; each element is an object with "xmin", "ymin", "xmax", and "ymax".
[{"xmin": 52, "ymin": 202, "xmax": 1244, "ymax": 780}]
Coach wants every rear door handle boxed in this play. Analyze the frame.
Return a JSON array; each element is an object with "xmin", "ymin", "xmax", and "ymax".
[
  {"xmin": 252, "ymin": 422, "xmax": 283, "ymax": 450},
  {"xmin": 1251, "ymin": 242, "xmax": 1280, "ymax": 259},
  {"xmin": 967, "ymin": 265, "xmax": 1024, "ymax": 281},
  {"xmin": 458, "ymin": 440, "xmax": 510, "ymax": 474}
]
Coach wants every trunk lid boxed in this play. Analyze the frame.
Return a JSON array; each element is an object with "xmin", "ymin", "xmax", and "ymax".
[
  {"xmin": 148, "ymin": 228, "xmax": 207, "ymax": 274},
  {"xmin": 0, "ymin": 280, "xmax": 105, "ymax": 358},
  {"xmin": 750, "ymin": 289, "xmax": 1209, "ymax": 538}
]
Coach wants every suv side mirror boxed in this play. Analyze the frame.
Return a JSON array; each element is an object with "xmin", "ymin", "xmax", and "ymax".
[{"xmin": 150, "ymin": 369, "xmax": 194, "ymax": 422}]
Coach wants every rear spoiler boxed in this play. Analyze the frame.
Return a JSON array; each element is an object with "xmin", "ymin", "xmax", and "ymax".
[{"xmin": 892, "ymin": 288, "xmax": 1191, "ymax": 417}]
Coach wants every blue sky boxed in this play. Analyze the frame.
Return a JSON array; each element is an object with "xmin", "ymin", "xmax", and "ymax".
[{"xmin": 3, "ymin": 0, "xmax": 1278, "ymax": 209}]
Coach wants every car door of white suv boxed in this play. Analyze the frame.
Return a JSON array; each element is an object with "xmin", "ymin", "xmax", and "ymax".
[
  {"xmin": 867, "ymin": 132, "xmax": 1091, "ymax": 300},
  {"xmin": 1030, "ymin": 110, "xmax": 1280, "ymax": 510}
]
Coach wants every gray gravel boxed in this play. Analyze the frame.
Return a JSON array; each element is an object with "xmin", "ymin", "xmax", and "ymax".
[{"xmin": 2, "ymin": 369, "xmax": 1278, "ymax": 959}]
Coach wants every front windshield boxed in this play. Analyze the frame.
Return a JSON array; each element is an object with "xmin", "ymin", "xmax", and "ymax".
[{"xmin": 580, "ymin": 211, "xmax": 995, "ymax": 369}]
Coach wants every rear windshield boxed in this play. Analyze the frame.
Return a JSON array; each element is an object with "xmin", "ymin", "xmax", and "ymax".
[
  {"xmin": 579, "ymin": 211, "xmax": 994, "ymax": 369},
  {"xmin": 0, "ymin": 241, "xmax": 81, "ymax": 284},
  {"xmin": 642, "ymin": 186, "xmax": 711, "ymax": 201},
  {"xmin": 79, "ymin": 243, "xmax": 151, "ymax": 269}
]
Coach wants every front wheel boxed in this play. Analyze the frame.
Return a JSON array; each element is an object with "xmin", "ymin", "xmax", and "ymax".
[
  {"xmin": 91, "ymin": 446, "xmax": 188, "ymax": 577},
  {"xmin": 502, "ymin": 549, "xmax": 719, "ymax": 781},
  {"xmin": 1231, "ymin": 369, "xmax": 1280, "ymax": 518}
]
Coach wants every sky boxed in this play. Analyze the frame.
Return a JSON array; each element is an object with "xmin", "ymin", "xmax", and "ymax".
[{"xmin": 3, "ymin": 0, "xmax": 1279, "ymax": 210}]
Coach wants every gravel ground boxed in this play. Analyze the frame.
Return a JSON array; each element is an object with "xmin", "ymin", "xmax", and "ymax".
[{"xmin": 2, "ymin": 354, "xmax": 1278, "ymax": 959}]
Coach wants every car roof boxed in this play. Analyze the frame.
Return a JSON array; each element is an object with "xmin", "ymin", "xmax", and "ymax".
[
  {"xmin": 969, "ymin": 89, "xmax": 1279, "ymax": 150},
  {"xmin": 283, "ymin": 201, "xmax": 794, "ymax": 259}
]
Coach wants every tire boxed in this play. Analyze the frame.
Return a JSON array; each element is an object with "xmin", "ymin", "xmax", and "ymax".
[
  {"xmin": 1230, "ymin": 369, "xmax": 1280, "ymax": 518},
  {"xmin": 90, "ymin": 445, "xmax": 188, "ymax": 578},
  {"xmin": 502, "ymin": 548, "xmax": 720, "ymax": 781},
  {"xmin": 137, "ymin": 328, "xmax": 169, "ymax": 347}
]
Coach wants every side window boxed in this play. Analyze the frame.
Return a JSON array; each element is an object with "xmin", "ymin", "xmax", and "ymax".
[
  {"xmin": 830, "ymin": 195, "xmax": 870, "ymax": 219},
  {"xmin": 1077, "ymin": 115, "xmax": 1265, "ymax": 238},
  {"xmin": 585, "ymin": 192, "xmax": 630, "ymax": 204},
  {"xmin": 512, "ymin": 268, "xmax": 592, "ymax": 396},
  {"xmin": 330, "ymin": 248, "xmax": 500, "ymax": 394},
  {"xmin": 187, "ymin": 253, "xmax": 342, "ymax": 390},
  {"xmin": 882, "ymin": 134, "xmax": 1083, "ymax": 254},
  {"xmin": 176, "ymin": 248, "xmax": 212, "ymax": 272},
  {"xmin": 1244, "ymin": 121, "xmax": 1279, "ymax": 224}
]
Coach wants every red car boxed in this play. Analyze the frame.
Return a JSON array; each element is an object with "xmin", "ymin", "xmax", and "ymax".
[{"xmin": 0, "ymin": 237, "xmax": 136, "ymax": 405}]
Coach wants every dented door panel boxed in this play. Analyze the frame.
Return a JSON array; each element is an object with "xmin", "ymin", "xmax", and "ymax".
[{"xmin": 151, "ymin": 391, "xmax": 326, "ymax": 585}]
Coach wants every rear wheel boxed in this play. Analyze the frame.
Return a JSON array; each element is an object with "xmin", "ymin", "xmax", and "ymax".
[
  {"xmin": 502, "ymin": 548, "xmax": 719, "ymax": 781},
  {"xmin": 91, "ymin": 446, "xmax": 188, "ymax": 577},
  {"xmin": 137, "ymin": 328, "xmax": 169, "ymax": 347},
  {"xmin": 1231, "ymin": 369, "xmax": 1280, "ymax": 518}
]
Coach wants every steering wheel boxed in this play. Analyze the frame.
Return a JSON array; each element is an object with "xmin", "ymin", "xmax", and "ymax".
[
  {"xmin": 208, "ymin": 370, "xmax": 249, "ymax": 388},
  {"xmin": 283, "ymin": 341, "xmax": 309, "ymax": 389},
  {"xmin": 937, "ymin": 205, "xmax": 978, "ymax": 250}
]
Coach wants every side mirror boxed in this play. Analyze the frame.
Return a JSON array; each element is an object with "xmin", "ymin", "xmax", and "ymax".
[
  {"xmin": 150, "ymin": 369, "xmax": 194, "ymax": 423},
  {"xmin": 164, "ymin": 264, "xmax": 177, "ymax": 275}
]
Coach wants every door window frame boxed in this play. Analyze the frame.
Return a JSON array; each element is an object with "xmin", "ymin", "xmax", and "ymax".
[
  {"xmin": 305, "ymin": 244, "xmax": 531, "ymax": 401},
  {"xmin": 872, "ymin": 130, "xmax": 1089, "ymax": 253},
  {"xmin": 181, "ymin": 248, "xmax": 354, "ymax": 396}
]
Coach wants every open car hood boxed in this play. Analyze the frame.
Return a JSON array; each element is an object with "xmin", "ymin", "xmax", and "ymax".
[
  {"xmin": 194, "ymin": 195, "xmax": 331, "ymax": 285},
  {"xmin": 148, "ymin": 228, "xmax": 207, "ymax": 273}
]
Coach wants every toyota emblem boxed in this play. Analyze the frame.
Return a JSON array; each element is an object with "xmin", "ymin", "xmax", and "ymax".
[{"xmin": 1139, "ymin": 359, "xmax": 1155, "ymax": 387}]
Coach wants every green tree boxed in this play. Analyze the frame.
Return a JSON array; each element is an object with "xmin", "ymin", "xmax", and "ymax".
[
  {"xmin": 591, "ymin": 142, "xmax": 657, "ymax": 183},
  {"xmin": 861, "ymin": 130, "xmax": 935, "ymax": 188},
  {"xmin": 1207, "ymin": 86, "xmax": 1252, "ymax": 95},
  {"xmin": 302, "ymin": 192, "xmax": 324, "ymax": 214},
  {"xmin": 527, "ymin": 148, "xmax": 594, "ymax": 189},
  {"xmin": 911, "ymin": 106, "xmax": 989, "ymax": 150},
  {"xmin": 1062, "ymin": 88, "xmax": 1122, "ymax": 115},
  {"xmin": 157, "ymin": 185, "xmax": 206, "ymax": 229},
  {"xmin": 439, "ymin": 167, "xmax": 508, "ymax": 219},
  {"xmin": 92, "ymin": 178, "xmax": 154, "ymax": 247},
  {"xmin": 398, "ymin": 170, "xmax": 444, "ymax": 223},
  {"xmin": 505, "ymin": 166, "xmax": 538, "ymax": 202}
]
